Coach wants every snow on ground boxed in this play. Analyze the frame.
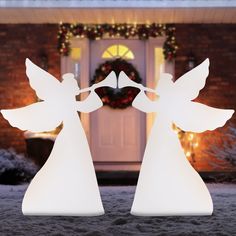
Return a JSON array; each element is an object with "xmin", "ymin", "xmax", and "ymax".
[{"xmin": 0, "ymin": 184, "xmax": 235, "ymax": 236}]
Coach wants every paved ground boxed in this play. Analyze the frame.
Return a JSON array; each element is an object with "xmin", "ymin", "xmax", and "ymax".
[{"xmin": 0, "ymin": 184, "xmax": 235, "ymax": 236}]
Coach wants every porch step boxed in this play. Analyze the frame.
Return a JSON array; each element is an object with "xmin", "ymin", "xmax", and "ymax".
[
  {"xmin": 96, "ymin": 171, "xmax": 236, "ymax": 185},
  {"xmin": 96, "ymin": 171, "xmax": 139, "ymax": 186}
]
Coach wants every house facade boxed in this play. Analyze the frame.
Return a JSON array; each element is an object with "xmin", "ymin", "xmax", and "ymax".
[{"xmin": 0, "ymin": 0, "xmax": 236, "ymax": 172}]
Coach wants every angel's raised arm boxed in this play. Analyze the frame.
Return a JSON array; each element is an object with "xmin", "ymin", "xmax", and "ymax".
[
  {"xmin": 76, "ymin": 71, "xmax": 117, "ymax": 113},
  {"xmin": 118, "ymin": 71, "xmax": 158, "ymax": 113},
  {"xmin": 76, "ymin": 91, "xmax": 103, "ymax": 113},
  {"xmin": 132, "ymin": 91, "xmax": 158, "ymax": 113}
]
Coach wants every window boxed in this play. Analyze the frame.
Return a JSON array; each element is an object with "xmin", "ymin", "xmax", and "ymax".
[
  {"xmin": 71, "ymin": 47, "xmax": 81, "ymax": 61},
  {"xmin": 70, "ymin": 47, "xmax": 82, "ymax": 78},
  {"xmin": 102, "ymin": 44, "xmax": 134, "ymax": 60},
  {"xmin": 154, "ymin": 47, "xmax": 164, "ymax": 83}
]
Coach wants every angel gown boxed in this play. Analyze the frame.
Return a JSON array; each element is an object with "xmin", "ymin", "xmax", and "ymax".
[
  {"xmin": 128, "ymin": 59, "xmax": 234, "ymax": 216},
  {"xmin": 22, "ymin": 90, "xmax": 104, "ymax": 216}
]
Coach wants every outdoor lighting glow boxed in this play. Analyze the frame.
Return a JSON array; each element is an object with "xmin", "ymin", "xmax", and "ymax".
[
  {"xmin": 57, "ymin": 23, "xmax": 177, "ymax": 60},
  {"xmin": 189, "ymin": 133, "xmax": 194, "ymax": 140},
  {"xmin": 71, "ymin": 47, "xmax": 81, "ymax": 61},
  {"xmin": 186, "ymin": 151, "xmax": 191, "ymax": 157},
  {"xmin": 172, "ymin": 125, "xmax": 199, "ymax": 161},
  {"xmin": 24, "ymin": 131, "xmax": 57, "ymax": 141},
  {"xmin": 102, "ymin": 44, "xmax": 134, "ymax": 60}
]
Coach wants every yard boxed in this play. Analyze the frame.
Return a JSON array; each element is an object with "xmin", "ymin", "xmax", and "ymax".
[{"xmin": 0, "ymin": 184, "xmax": 235, "ymax": 236}]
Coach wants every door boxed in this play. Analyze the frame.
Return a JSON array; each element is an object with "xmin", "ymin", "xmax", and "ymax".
[{"xmin": 90, "ymin": 40, "xmax": 146, "ymax": 166}]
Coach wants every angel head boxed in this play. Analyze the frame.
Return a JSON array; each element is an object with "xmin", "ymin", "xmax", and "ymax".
[
  {"xmin": 62, "ymin": 73, "xmax": 80, "ymax": 95},
  {"xmin": 155, "ymin": 73, "xmax": 174, "ymax": 96}
]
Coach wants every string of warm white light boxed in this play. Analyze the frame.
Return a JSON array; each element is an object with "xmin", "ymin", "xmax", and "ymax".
[
  {"xmin": 57, "ymin": 22, "xmax": 178, "ymax": 60},
  {"xmin": 173, "ymin": 124, "xmax": 199, "ymax": 163}
]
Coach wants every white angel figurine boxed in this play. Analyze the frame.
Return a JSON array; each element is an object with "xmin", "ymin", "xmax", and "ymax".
[
  {"xmin": 118, "ymin": 59, "xmax": 234, "ymax": 216},
  {"xmin": 1, "ymin": 59, "xmax": 116, "ymax": 216}
]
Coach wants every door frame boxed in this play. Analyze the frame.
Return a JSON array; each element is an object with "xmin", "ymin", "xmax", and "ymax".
[
  {"xmin": 61, "ymin": 38, "xmax": 91, "ymax": 142},
  {"xmin": 61, "ymin": 37, "xmax": 175, "ymax": 169},
  {"xmin": 89, "ymin": 38, "xmax": 146, "ymax": 165},
  {"xmin": 145, "ymin": 38, "xmax": 175, "ymax": 137}
]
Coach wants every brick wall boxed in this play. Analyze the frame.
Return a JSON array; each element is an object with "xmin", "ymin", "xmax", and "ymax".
[
  {"xmin": 0, "ymin": 23, "xmax": 235, "ymax": 171},
  {"xmin": 175, "ymin": 24, "xmax": 236, "ymax": 171},
  {"xmin": 0, "ymin": 24, "xmax": 60, "ymax": 153}
]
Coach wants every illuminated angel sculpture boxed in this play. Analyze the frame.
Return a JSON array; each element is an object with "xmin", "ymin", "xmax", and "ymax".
[
  {"xmin": 119, "ymin": 59, "xmax": 234, "ymax": 216},
  {"xmin": 1, "ymin": 59, "xmax": 116, "ymax": 216}
]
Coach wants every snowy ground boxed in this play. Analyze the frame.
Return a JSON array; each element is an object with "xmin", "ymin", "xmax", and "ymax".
[{"xmin": 0, "ymin": 184, "xmax": 235, "ymax": 236}]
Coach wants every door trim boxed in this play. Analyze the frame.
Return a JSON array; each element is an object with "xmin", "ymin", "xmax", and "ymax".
[{"xmin": 60, "ymin": 37, "xmax": 175, "ymax": 169}]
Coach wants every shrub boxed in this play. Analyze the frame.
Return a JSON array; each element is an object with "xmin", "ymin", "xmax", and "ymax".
[
  {"xmin": 0, "ymin": 149, "xmax": 37, "ymax": 185},
  {"xmin": 204, "ymin": 123, "xmax": 236, "ymax": 168}
]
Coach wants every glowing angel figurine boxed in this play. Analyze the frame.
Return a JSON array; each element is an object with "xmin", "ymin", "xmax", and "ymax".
[
  {"xmin": 119, "ymin": 59, "xmax": 234, "ymax": 216},
  {"xmin": 1, "ymin": 59, "xmax": 116, "ymax": 216}
]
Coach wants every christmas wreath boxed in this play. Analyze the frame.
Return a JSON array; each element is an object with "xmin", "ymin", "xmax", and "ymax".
[{"xmin": 91, "ymin": 59, "xmax": 142, "ymax": 109}]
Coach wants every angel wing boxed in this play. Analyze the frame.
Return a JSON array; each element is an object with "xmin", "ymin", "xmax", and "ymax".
[
  {"xmin": 173, "ymin": 58, "xmax": 209, "ymax": 101},
  {"xmin": 76, "ymin": 90, "xmax": 103, "ymax": 113},
  {"xmin": 1, "ymin": 101, "xmax": 62, "ymax": 132},
  {"xmin": 169, "ymin": 58, "xmax": 234, "ymax": 132},
  {"xmin": 132, "ymin": 91, "xmax": 158, "ymax": 113},
  {"xmin": 25, "ymin": 58, "xmax": 62, "ymax": 101},
  {"xmin": 172, "ymin": 101, "xmax": 234, "ymax": 133}
]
